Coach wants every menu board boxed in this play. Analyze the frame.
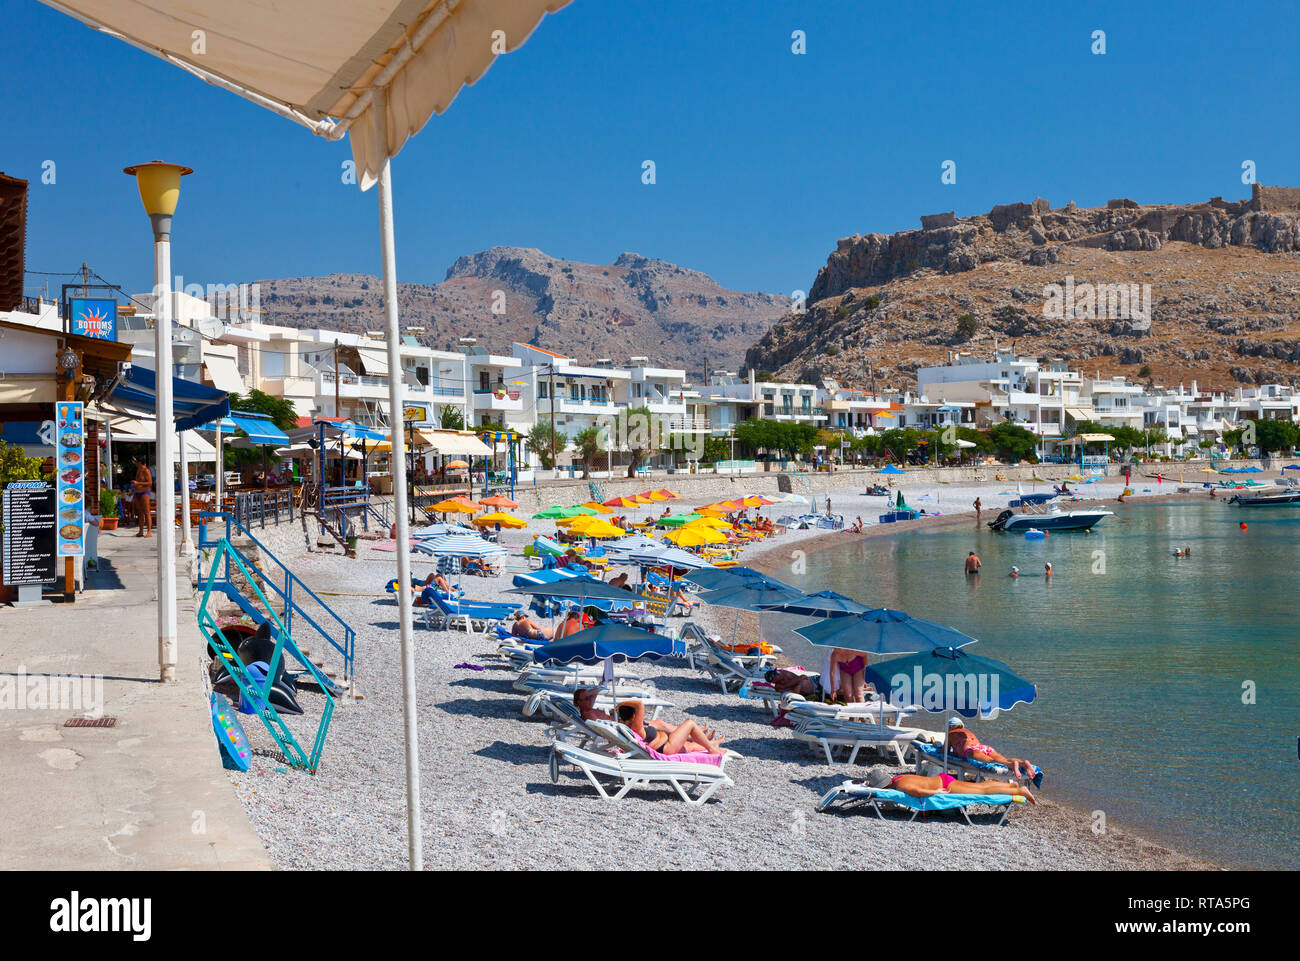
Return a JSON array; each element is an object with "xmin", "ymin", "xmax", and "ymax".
[
  {"xmin": 54, "ymin": 401, "xmax": 85, "ymax": 558},
  {"xmin": 2, "ymin": 482, "xmax": 58, "ymax": 585}
]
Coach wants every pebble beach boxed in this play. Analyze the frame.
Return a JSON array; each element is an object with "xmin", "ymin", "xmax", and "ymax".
[{"xmin": 222, "ymin": 476, "xmax": 1222, "ymax": 870}]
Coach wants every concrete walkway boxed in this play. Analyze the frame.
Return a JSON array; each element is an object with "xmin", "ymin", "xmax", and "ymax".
[{"xmin": 0, "ymin": 528, "xmax": 270, "ymax": 870}]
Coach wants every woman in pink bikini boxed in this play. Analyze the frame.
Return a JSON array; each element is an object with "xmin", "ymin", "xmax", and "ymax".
[
  {"xmin": 828, "ymin": 647, "xmax": 869, "ymax": 702},
  {"xmin": 946, "ymin": 717, "xmax": 1038, "ymax": 780}
]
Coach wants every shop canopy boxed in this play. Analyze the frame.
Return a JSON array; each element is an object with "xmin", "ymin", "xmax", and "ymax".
[
  {"xmin": 104, "ymin": 365, "xmax": 230, "ymax": 431},
  {"xmin": 202, "ymin": 411, "xmax": 290, "ymax": 445},
  {"xmin": 42, "ymin": 0, "xmax": 573, "ymax": 190}
]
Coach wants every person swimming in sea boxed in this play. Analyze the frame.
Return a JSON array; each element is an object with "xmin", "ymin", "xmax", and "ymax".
[
  {"xmin": 1044, "ymin": 562, "xmax": 1052, "ymax": 577},
  {"xmin": 1009, "ymin": 566, "xmax": 1019, "ymax": 578}
]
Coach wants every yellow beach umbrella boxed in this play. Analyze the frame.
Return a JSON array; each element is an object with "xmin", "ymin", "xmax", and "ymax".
[
  {"xmin": 473, "ymin": 511, "xmax": 527, "ymax": 529},
  {"xmin": 688, "ymin": 517, "xmax": 733, "ymax": 530},
  {"xmin": 640, "ymin": 490, "xmax": 668, "ymax": 501},
  {"xmin": 578, "ymin": 520, "xmax": 625, "ymax": 539},
  {"xmin": 666, "ymin": 527, "xmax": 725, "ymax": 546},
  {"xmin": 581, "ymin": 501, "xmax": 613, "ymax": 514},
  {"xmin": 430, "ymin": 498, "xmax": 476, "ymax": 514}
]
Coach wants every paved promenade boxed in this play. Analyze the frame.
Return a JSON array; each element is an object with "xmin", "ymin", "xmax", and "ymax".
[{"xmin": 0, "ymin": 528, "xmax": 269, "ymax": 870}]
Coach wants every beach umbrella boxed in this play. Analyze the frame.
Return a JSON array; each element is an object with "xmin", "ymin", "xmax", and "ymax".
[
  {"xmin": 506, "ymin": 579, "xmax": 642, "ymax": 603},
  {"xmin": 430, "ymin": 498, "xmax": 477, "ymax": 514},
  {"xmin": 412, "ymin": 532, "xmax": 507, "ymax": 558},
  {"xmin": 578, "ymin": 520, "xmax": 626, "ymax": 539},
  {"xmin": 472, "ymin": 511, "xmax": 527, "ymax": 529},
  {"xmin": 878, "ymin": 464, "xmax": 904, "ymax": 475},
  {"xmin": 794, "ymin": 608, "xmax": 979, "ymax": 655},
  {"xmin": 699, "ymin": 579, "xmax": 806, "ymax": 650},
  {"xmin": 602, "ymin": 533, "xmax": 666, "ymax": 559},
  {"xmin": 653, "ymin": 488, "xmax": 681, "ymax": 499},
  {"xmin": 411, "ymin": 522, "xmax": 473, "ymax": 538},
  {"xmin": 896, "ymin": 489, "xmax": 906, "ymax": 508},
  {"xmin": 625, "ymin": 545, "xmax": 714, "ymax": 570},
  {"xmin": 581, "ymin": 501, "xmax": 613, "ymax": 513},
  {"xmin": 640, "ymin": 490, "xmax": 669, "ymax": 501},
  {"xmin": 529, "ymin": 623, "xmax": 674, "ymax": 666},
  {"xmin": 570, "ymin": 504, "xmax": 600, "ymax": 515},
  {"xmin": 445, "ymin": 460, "xmax": 470, "ymax": 470},
  {"xmin": 478, "ymin": 494, "xmax": 519, "ymax": 510},
  {"xmin": 603, "ymin": 496, "xmax": 640, "ymax": 508},
  {"xmin": 664, "ymin": 526, "xmax": 725, "ymax": 547},
  {"xmin": 743, "ymin": 495, "xmax": 775, "ymax": 507},
  {"xmin": 862, "ymin": 646, "xmax": 1037, "ymax": 719},
  {"xmin": 757, "ymin": 589, "xmax": 872, "ymax": 618},
  {"xmin": 687, "ymin": 516, "xmax": 733, "ymax": 530},
  {"xmin": 658, "ymin": 512, "xmax": 701, "ymax": 527},
  {"xmin": 532, "ymin": 505, "xmax": 569, "ymax": 519},
  {"xmin": 687, "ymin": 566, "xmax": 797, "ymax": 592}
]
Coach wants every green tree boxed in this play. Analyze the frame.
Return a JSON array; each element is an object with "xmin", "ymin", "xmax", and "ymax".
[
  {"xmin": 613, "ymin": 406, "xmax": 655, "ymax": 477},
  {"xmin": 1252, "ymin": 418, "xmax": 1300, "ymax": 454},
  {"xmin": 878, "ymin": 428, "xmax": 921, "ymax": 462},
  {"xmin": 955, "ymin": 313, "xmax": 979, "ymax": 340},
  {"xmin": 988, "ymin": 422, "xmax": 1038, "ymax": 462},
  {"xmin": 526, "ymin": 419, "xmax": 565, "ymax": 469},
  {"xmin": 439, "ymin": 405, "xmax": 466, "ymax": 431},
  {"xmin": 228, "ymin": 389, "xmax": 297, "ymax": 432},
  {"xmin": 572, "ymin": 426, "xmax": 605, "ymax": 479},
  {"xmin": 0, "ymin": 439, "xmax": 44, "ymax": 487}
]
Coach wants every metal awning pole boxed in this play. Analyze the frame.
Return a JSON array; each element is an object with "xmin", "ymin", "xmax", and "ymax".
[{"xmin": 376, "ymin": 132, "xmax": 422, "ymax": 871}]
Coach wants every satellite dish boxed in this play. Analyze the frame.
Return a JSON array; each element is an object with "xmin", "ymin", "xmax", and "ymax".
[{"xmin": 196, "ymin": 317, "xmax": 226, "ymax": 339}]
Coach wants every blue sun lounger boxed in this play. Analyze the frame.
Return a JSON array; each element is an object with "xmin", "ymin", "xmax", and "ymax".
[
  {"xmin": 423, "ymin": 593, "xmax": 521, "ymax": 632},
  {"xmin": 912, "ymin": 739, "xmax": 1043, "ymax": 789},
  {"xmin": 816, "ymin": 779, "xmax": 1026, "ymax": 826}
]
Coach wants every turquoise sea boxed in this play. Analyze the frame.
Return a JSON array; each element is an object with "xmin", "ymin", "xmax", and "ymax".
[{"xmin": 766, "ymin": 500, "xmax": 1300, "ymax": 869}]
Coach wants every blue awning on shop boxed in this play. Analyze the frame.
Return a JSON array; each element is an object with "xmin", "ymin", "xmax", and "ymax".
[
  {"xmin": 202, "ymin": 411, "xmax": 289, "ymax": 445},
  {"xmin": 104, "ymin": 365, "xmax": 230, "ymax": 431},
  {"xmin": 342, "ymin": 422, "xmax": 386, "ymax": 441}
]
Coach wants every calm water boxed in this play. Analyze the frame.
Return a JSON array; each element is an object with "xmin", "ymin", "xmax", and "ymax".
[{"xmin": 764, "ymin": 500, "xmax": 1300, "ymax": 869}]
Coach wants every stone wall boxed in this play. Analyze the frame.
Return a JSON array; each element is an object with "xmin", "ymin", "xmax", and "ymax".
[{"xmin": 1251, "ymin": 183, "xmax": 1300, "ymax": 212}]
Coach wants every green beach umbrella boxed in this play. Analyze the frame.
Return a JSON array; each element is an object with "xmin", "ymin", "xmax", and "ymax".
[
  {"xmin": 659, "ymin": 512, "xmax": 702, "ymax": 527},
  {"xmin": 532, "ymin": 506, "xmax": 569, "ymax": 519}
]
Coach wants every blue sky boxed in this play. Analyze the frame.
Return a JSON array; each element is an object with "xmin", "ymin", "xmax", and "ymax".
[{"xmin": 8, "ymin": 0, "xmax": 1300, "ymax": 302}]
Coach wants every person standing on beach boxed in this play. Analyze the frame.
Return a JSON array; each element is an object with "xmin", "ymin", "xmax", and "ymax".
[
  {"xmin": 972, "ymin": 496, "xmax": 982, "ymax": 526},
  {"xmin": 965, "ymin": 551, "xmax": 981, "ymax": 574},
  {"xmin": 132, "ymin": 458, "xmax": 153, "ymax": 538}
]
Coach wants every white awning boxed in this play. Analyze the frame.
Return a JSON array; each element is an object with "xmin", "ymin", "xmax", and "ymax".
[
  {"xmin": 203, "ymin": 354, "xmax": 246, "ymax": 393},
  {"xmin": 1065, "ymin": 407, "xmax": 1094, "ymax": 420},
  {"xmin": 421, "ymin": 429, "xmax": 492, "ymax": 456},
  {"xmin": 44, "ymin": 0, "xmax": 573, "ymax": 189},
  {"xmin": 356, "ymin": 345, "xmax": 390, "ymax": 377},
  {"xmin": 110, "ymin": 419, "xmax": 218, "ymax": 463}
]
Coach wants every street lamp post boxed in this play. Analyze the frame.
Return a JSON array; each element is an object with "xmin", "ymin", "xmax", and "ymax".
[{"xmin": 124, "ymin": 160, "xmax": 192, "ymax": 683}]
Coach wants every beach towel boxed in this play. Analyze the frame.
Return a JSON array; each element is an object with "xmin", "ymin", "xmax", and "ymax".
[
  {"xmin": 631, "ymin": 732, "xmax": 723, "ymax": 767},
  {"xmin": 453, "ymin": 662, "xmax": 485, "ymax": 672}
]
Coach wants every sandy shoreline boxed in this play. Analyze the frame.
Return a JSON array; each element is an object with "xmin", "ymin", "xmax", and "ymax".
[{"xmin": 217, "ymin": 479, "xmax": 1225, "ymax": 870}]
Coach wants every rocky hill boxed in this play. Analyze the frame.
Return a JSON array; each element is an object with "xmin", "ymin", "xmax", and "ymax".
[
  {"xmin": 252, "ymin": 247, "xmax": 787, "ymax": 376},
  {"xmin": 748, "ymin": 186, "xmax": 1300, "ymax": 391}
]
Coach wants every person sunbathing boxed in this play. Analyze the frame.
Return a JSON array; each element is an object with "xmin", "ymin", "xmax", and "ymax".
[
  {"xmin": 556, "ymin": 608, "xmax": 591, "ymax": 638},
  {"xmin": 412, "ymin": 572, "xmax": 456, "ymax": 605},
  {"xmin": 511, "ymin": 611, "xmax": 552, "ymax": 641},
  {"xmin": 946, "ymin": 717, "xmax": 1037, "ymax": 780},
  {"xmin": 876, "ymin": 769, "xmax": 1037, "ymax": 804},
  {"xmin": 668, "ymin": 587, "xmax": 694, "ymax": 616},
  {"xmin": 572, "ymin": 688, "xmax": 719, "ymax": 749},
  {"xmin": 607, "ymin": 572, "xmax": 631, "ymax": 590},
  {"xmin": 612, "ymin": 698, "xmax": 726, "ymax": 756}
]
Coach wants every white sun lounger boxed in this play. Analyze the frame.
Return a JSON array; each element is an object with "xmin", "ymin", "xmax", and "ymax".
[
  {"xmin": 815, "ymin": 780, "xmax": 1026, "ymax": 826},
  {"xmin": 782, "ymin": 693, "xmax": 920, "ymax": 726},
  {"xmin": 911, "ymin": 738, "xmax": 1044, "ymax": 788},
  {"xmin": 548, "ymin": 730, "xmax": 735, "ymax": 807},
  {"xmin": 791, "ymin": 720, "xmax": 925, "ymax": 766},
  {"xmin": 700, "ymin": 643, "xmax": 777, "ymax": 694}
]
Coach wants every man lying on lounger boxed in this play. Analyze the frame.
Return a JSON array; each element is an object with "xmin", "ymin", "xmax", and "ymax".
[
  {"xmin": 413, "ymin": 572, "xmax": 455, "ymax": 606},
  {"xmin": 511, "ymin": 611, "xmax": 552, "ymax": 641},
  {"xmin": 945, "ymin": 717, "xmax": 1038, "ymax": 780},
  {"xmin": 572, "ymin": 689, "xmax": 723, "ymax": 755},
  {"xmin": 868, "ymin": 768, "xmax": 1037, "ymax": 804}
]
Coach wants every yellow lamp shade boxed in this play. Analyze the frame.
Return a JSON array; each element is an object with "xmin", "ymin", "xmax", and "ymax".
[{"xmin": 123, "ymin": 161, "xmax": 192, "ymax": 216}]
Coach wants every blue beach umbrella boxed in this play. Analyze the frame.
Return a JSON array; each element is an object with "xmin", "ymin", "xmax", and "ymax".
[
  {"xmin": 862, "ymin": 646, "xmax": 1036, "ymax": 719},
  {"xmin": 688, "ymin": 566, "xmax": 797, "ymax": 593},
  {"xmin": 529, "ymin": 623, "xmax": 675, "ymax": 666},
  {"xmin": 794, "ymin": 607, "xmax": 980, "ymax": 654},
  {"xmin": 877, "ymin": 464, "xmax": 904, "ymax": 475},
  {"xmin": 700, "ymin": 580, "xmax": 806, "ymax": 649},
  {"xmin": 757, "ymin": 589, "xmax": 872, "ymax": 618}
]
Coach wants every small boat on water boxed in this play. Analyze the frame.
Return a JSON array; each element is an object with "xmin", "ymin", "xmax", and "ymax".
[
  {"xmin": 1228, "ymin": 490, "xmax": 1300, "ymax": 506},
  {"xmin": 989, "ymin": 503, "xmax": 1113, "ymax": 532}
]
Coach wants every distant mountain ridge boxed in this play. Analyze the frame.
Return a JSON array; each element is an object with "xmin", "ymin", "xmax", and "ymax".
[
  {"xmin": 747, "ymin": 187, "xmax": 1300, "ymax": 390},
  {"xmin": 251, "ymin": 246, "xmax": 788, "ymax": 376}
]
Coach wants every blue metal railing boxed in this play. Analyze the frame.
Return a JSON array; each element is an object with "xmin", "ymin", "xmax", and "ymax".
[
  {"xmin": 228, "ymin": 487, "xmax": 294, "ymax": 529},
  {"xmin": 197, "ymin": 512, "xmax": 355, "ymax": 682}
]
